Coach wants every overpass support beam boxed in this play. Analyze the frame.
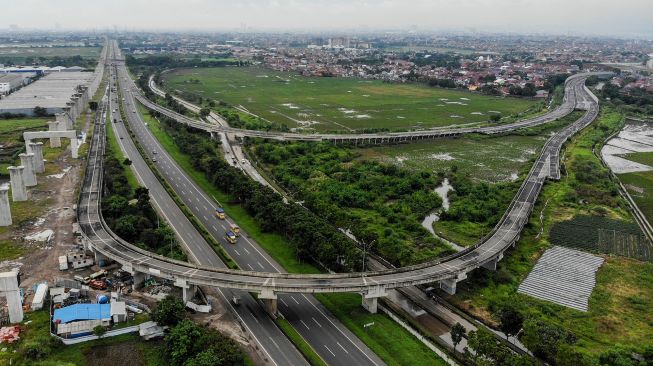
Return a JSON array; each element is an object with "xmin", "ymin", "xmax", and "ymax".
[
  {"xmin": 481, "ymin": 252, "xmax": 504, "ymax": 271},
  {"xmin": 175, "ymin": 279, "xmax": 196, "ymax": 302},
  {"xmin": 0, "ymin": 271, "xmax": 23, "ymax": 323},
  {"xmin": 7, "ymin": 166, "xmax": 27, "ymax": 202},
  {"xmin": 48, "ymin": 122, "xmax": 62, "ymax": 147},
  {"xmin": 258, "ymin": 289, "xmax": 278, "ymax": 317},
  {"xmin": 19, "ymin": 153, "xmax": 37, "ymax": 187},
  {"xmin": 0, "ymin": 185, "xmax": 12, "ymax": 226},
  {"xmin": 439, "ymin": 272, "xmax": 468, "ymax": 295},
  {"xmin": 29, "ymin": 142, "xmax": 45, "ymax": 173},
  {"xmin": 132, "ymin": 272, "xmax": 146, "ymax": 290},
  {"xmin": 362, "ymin": 286, "xmax": 387, "ymax": 314}
]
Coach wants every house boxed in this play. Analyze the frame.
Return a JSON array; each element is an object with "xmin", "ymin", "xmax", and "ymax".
[
  {"xmin": 535, "ymin": 90, "xmax": 549, "ymax": 98},
  {"xmin": 53, "ymin": 303, "xmax": 111, "ymax": 338}
]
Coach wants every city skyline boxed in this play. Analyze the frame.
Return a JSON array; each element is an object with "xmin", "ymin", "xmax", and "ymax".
[{"xmin": 0, "ymin": 0, "xmax": 652, "ymax": 38}]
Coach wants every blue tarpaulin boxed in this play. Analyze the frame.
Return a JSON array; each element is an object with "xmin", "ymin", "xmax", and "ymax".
[{"xmin": 53, "ymin": 303, "xmax": 111, "ymax": 324}]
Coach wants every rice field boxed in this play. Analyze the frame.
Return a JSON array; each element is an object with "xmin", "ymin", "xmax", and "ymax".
[{"xmin": 162, "ymin": 66, "xmax": 537, "ymax": 133}]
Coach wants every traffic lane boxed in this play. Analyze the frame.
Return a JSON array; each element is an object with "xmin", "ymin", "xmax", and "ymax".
[
  {"xmin": 112, "ymin": 73, "xmax": 310, "ymax": 366},
  {"xmin": 119, "ymin": 71, "xmax": 384, "ymax": 365}
]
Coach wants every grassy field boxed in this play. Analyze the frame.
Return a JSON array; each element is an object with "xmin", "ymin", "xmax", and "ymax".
[
  {"xmin": 449, "ymin": 109, "xmax": 653, "ymax": 357},
  {"xmin": 162, "ymin": 66, "xmax": 537, "ymax": 133},
  {"xmin": 359, "ymin": 134, "xmax": 542, "ymax": 182},
  {"xmin": 106, "ymin": 116, "xmax": 140, "ymax": 193},
  {"xmin": 138, "ymin": 105, "xmax": 447, "ymax": 366},
  {"xmin": 620, "ymin": 169, "xmax": 653, "ymax": 223},
  {"xmin": 0, "ymin": 118, "xmax": 49, "ymax": 173}
]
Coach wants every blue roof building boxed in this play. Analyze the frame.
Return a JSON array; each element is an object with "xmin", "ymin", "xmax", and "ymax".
[{"xmin": 53, "ymin": 303, "xmax": 111, "ymax": 324}]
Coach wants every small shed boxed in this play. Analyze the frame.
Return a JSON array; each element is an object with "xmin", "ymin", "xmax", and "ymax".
[{"xmin": 110, "ymin": 301, "xmax": 127, "ymax": 323}]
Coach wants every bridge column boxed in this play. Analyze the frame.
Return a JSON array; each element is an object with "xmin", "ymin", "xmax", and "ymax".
[
  {"xmin": 481, "ymin": 252, "xmax": 504, "ymax": 271},
  {"xmin": 132, "ymin": 272, "xmax": 146, "ymax": 290},
  {"xmin": 0, "ymin": 185, "xmax": 12, "ymax": 226},
  {"xmin": 29, "ymin": 142, "xmax": 45, "ymax": 173},
  {"xmin": 439, "ymin": 272, "xmax": 468, "ymax": 295},
  {"xmin": 70, "ymin": 136, "xmax": 80, "ymax": 158},
  {"xmin": 258, "ymin": 289, "xmax": 278, "ymax": 317},
  {"xmin": 48, "ymin": 122, "xmax": 62, "ymax": 147},
  {"xmin": 175, "ymin": 279, "xmax": 196, "ymax": 302},
  {"xmin": 19, "ymin": 153, "xmax": 37, "ymax": 187},
  {"xmin": 362, "ymin": 286, "xmax": 387, "ymax": 314},
  {"xmin": 0, "ymin": 272, "xmax": 24, "ymax": 323},
  {"xmin": 7, "ymin": 166, "xmax": 27, "ymax": 202}
]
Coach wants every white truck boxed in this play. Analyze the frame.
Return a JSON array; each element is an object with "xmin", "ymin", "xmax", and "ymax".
[{"xmin": 58, "ymin": 255, "xmax": 68, "ymax": 271}]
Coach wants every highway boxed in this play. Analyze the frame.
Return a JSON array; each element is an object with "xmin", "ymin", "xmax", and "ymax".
[
  {"xmin": 80, "ymin": 43, "xmax": 310, "ymax": 366},
  {"xmin": 81, "ymin": 69, "xmax": 605, "ymax": 295},
  {"xmin": 79, "ymin": 39, "xmax": 606, "ymax": 364},
  {"xmin": 111, "ymin": 42, "xmax": 385, "ymax": 366}
]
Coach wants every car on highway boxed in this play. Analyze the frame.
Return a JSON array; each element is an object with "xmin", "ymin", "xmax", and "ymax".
[
  {"xmin": 215, "ymin": 207, "xmax": 226, "ymax": 220},
  {"xmin": 152, "ymin": 157, "xmax": 157, "ymax": 163},
  {"xmin": 230, "ymin": 224, "xmax": 240, "ymax": 236},
  {"xmin": 225, "ymin": 231, "xmax": 237, "ymax": 244}
]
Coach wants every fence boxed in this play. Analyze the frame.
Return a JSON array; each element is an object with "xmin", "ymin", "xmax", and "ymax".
[{"xmin": 597, "ymin": 228, "xmax": 652, "ymax": 261}]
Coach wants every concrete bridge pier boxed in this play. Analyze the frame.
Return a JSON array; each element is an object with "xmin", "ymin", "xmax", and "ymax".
[
  {"xmin": 362, "ymin": 286, "xmax": 387, "ymax": 314},
  {"xmin": 258, "ymin": 289, "xmax": 278, "ymax": 317},
  {"xmin": 481, "ymin": 252, "xmax": 504, "ymax": 271},
  {"xmin": 175, "ymin": 279, "xmax": 197, "ymax": 302},
  {"xmin": 70, "ymin": 136, "xmax": 80, "ymax": 159},
  {"xmin": 439, "ymin": 272, "xmax": 468, "ymax": 295},
  {"xmin": 48, "ymin": 122, "xmax": 62, "ymax": 147},
  {"xmin": 0, "ymin": 272, "xmax": 23, "ymax": 323},
  {"xmin": 29, "ymin": 142, "xmax": 45, "ymax": 173},
  {"xmin": 132, "ymin": 272, "xmax": 146, "ymax": 290},
  {"xmin": 0, "ymin": 185, "xmax": 12, "ymax": 226},
  {"xmin": 18, "ymin": 153, "xmax": 37, "ymax": 187},
  {"xmin": 7, "ymin": 166, "xmax": 27, "ymax": 202}
]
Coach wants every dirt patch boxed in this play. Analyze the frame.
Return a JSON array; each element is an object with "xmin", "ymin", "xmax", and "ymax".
[{"xmin": 85, "ymin": 341, "xmax": 146, "ymax": 366}]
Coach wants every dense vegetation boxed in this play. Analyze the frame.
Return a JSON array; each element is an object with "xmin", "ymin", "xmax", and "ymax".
[
  {"xmin": 151, "ymin": 112, "xmax": 363, "ymax": 271},
  {"xmin": 102, "ymin": 137, "xmax": 185, "ymax": 260},
  {"xmin": 153, "ymin": 296, "xmax": 246, "ymax": 366},
  {"xmin": 254, "ymin": 140, "xmax": 454, "ymax": 266}
]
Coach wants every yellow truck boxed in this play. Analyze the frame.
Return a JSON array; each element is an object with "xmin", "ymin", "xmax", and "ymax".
[
  {"xmin": 225, "ymin": 231, "xmax": 238, "ymax": 244},
  {"xmin": 230, "ymin": 224, "xmax": 240, "ymax": 237},
  {"xmin": 215, "ymin": 207, "xmax": 226, "ymax": 220}
]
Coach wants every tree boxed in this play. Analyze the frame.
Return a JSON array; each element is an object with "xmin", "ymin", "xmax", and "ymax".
[
  {"xmin": 33, "ymin": 106, "xmax": 48, "ymax": 117},
  {"xmin": 451, "ymin": 322, "xmax": 466, "ymax": 353},
  {"xmin": 522, "ymin": 319, "xmax": 577, "ymax": 364},
  {"xmin": 165, "ymin": 320, "xmax": 205, "ymax": 366},
  {"xmin": 123, "ymin": 158, "xmax": 132, "ymax": 166},
  {"xmin": 498, "ymin": 306, "xmax": 524, "ymax": 340},
  {"xmin": 490, "ymin": 114, "xmax": 501, "ymax": 122},
  {"xmin": 199, "ymin": 108, "xmax": 210, "ymax": 118},
  {"xmin": 93, "ymin": 324, "xmax": 107, "ymax": 338},
  {"xmin": 88, "ymin": 101, "xmax": 98, "ymax": 111},
  {"xmin": 153, "ymin": 295, "xmax": 186, "ymax": 326}
]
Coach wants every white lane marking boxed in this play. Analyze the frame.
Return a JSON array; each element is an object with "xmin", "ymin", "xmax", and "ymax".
[
  {"xmin": 247, "ymin": 263, "xmax": 254, "ymax": 270},
  {"xmin": 324, "ymin": 345, "xmax": 336, "ymax": 357},
  {"xmin": 311, "ymin": 317, "xmax": 322, "ymax": 328},
  {"xmin": 234, "ymin": 249, "xmax": 241, "ymax": 256},
  {"xmin": 243, "ymin": 247, "xmax": 250, "ymax": 255},
  {"xmin": 300, "ymin": 320, "xmax": 310, "ymax": 330},
  {"xmin": 269, "ymin": 337, "xmax": 281, "ymax": 350},
  {"xmin": 290, "ymin": 296, "xmax": 299, "ymax": 305},
  {"xmin": 258, "ymin": 261, "xmax": 264, "ymax": 269},
  {"xmin": 337, "ymin": 342, "xmax": 349, "ymax": 354},
  {"xmin": 279, "ymin": 298, "xmax": 289, "ymax": 307}
]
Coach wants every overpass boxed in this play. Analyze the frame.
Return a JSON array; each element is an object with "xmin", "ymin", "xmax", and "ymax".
[{"xmin": 82, "ymin": 50, "xmax": 607, "ymax": 315}]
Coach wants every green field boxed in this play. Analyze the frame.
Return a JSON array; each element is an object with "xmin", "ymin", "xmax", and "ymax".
[
  {"xmin": 359, "ymin": 134, "xmax": 543, "ymax": 182},
  {"xmin": 162, "ymin": 67, "xmax": 537, "ymax": 133}
]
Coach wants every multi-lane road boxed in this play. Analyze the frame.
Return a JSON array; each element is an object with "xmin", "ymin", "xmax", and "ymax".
[
  {"xmin": 79, "ymin": 39, "xmax": 606, "ymax": 366},
  {"xmin": 107, "ymin": 41, "xmax": 384, "ymax": 366}
]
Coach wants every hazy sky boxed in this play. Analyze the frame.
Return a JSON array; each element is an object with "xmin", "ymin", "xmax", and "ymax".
[{"xmin": 1, "ymin": 0, "xmax": 652, "ymax": 37}]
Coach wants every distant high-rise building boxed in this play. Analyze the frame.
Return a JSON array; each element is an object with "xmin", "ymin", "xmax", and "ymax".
[{"xmin": 328, "ymin": 37, "xmax": 350, "ymax": 48}]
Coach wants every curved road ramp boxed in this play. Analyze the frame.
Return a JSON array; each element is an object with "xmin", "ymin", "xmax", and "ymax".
[{"xmin": 517, "ymin": 246, "xmax": 604, "ymax": 311}]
